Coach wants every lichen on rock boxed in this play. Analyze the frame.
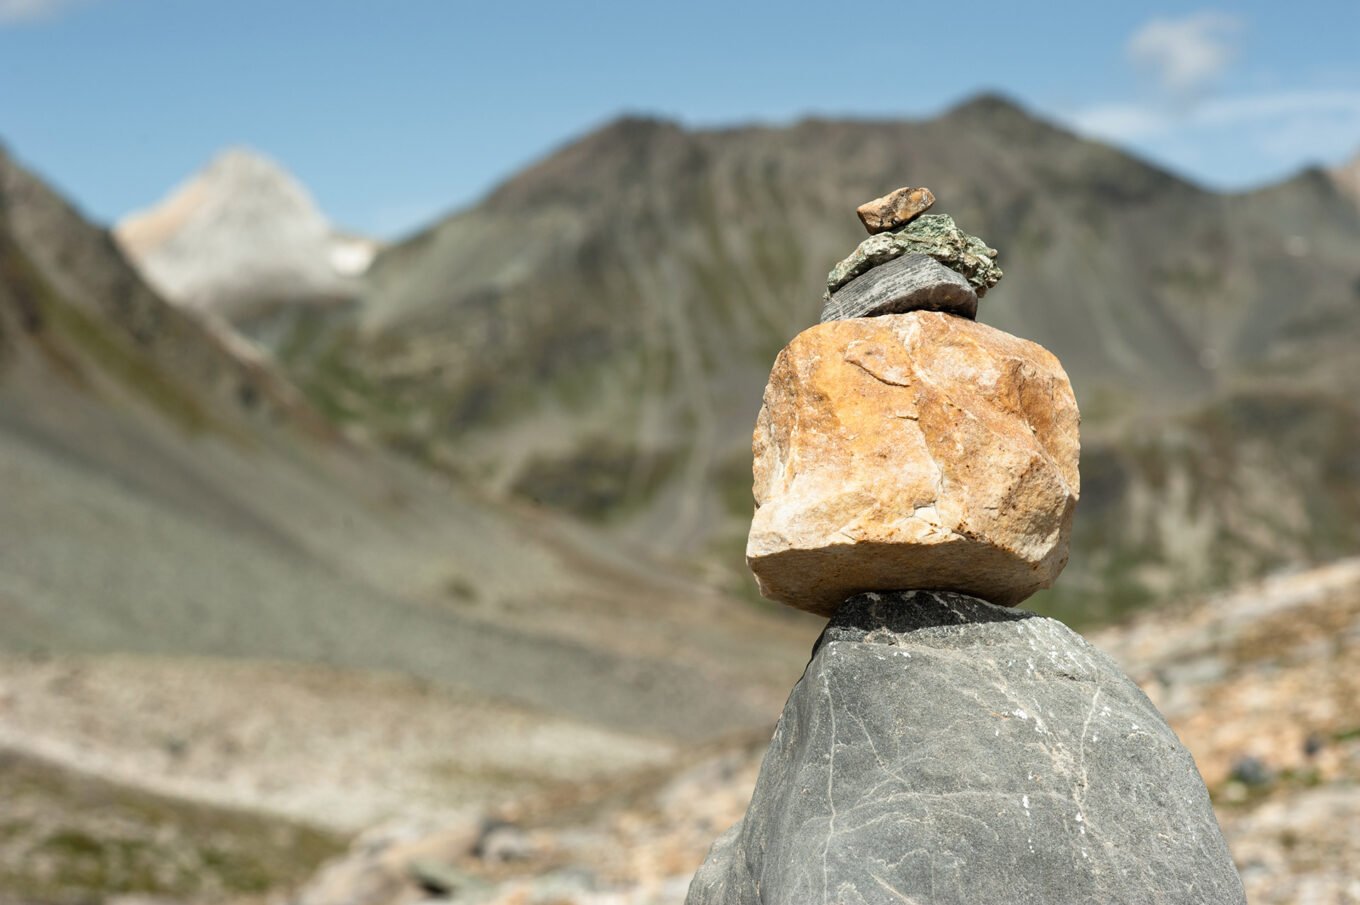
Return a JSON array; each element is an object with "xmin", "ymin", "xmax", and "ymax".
[{"xmin": 826, "ymin": 213, "xmax": 1003, "ymax": 298}]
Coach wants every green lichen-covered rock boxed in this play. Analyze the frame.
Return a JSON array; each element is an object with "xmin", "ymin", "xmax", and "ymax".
[{"xmin": 825, "ymin": 214, "xmax": 1002, "ymax": 298}]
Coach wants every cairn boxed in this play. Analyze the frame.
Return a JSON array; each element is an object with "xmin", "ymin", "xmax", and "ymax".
[
  {"xmin": 687, "ymin": 189, "xmax": 1245, "ymax": 905},
  {"xmin": 747, "ymin": 188, "xmax": 1078, "ymax": 614}
]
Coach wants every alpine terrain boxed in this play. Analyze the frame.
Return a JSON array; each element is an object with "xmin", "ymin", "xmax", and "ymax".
[
  {"xmin": 214, "ymin": 95, "xmax": 1360, "ymax": 622},
  {"xmin": 0, "ymin": 142, "xmax": 813, "ymax": 903}
]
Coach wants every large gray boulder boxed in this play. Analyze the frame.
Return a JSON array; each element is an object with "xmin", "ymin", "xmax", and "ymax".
[{"xmin": 687, "ymin": 591, "xmax": 1245, "ymax": 905}]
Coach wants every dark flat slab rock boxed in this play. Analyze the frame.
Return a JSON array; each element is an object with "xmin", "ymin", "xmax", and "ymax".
[
  {"xmin": 820, "ymin": 254, "xmax": 977, "ymax": 323},
  {"xmin": 687, "ymin": 590, "xmax": 1245, "ymax": 905}
]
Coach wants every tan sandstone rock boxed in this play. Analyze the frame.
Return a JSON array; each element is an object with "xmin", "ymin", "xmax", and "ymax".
[
  {"xmin": 746, "ymin": 312, "xmax": 1079, "ymax": 615},
  {"xmin": 855, "ymin": 186, "xmax": 935, "ymax": 234}
]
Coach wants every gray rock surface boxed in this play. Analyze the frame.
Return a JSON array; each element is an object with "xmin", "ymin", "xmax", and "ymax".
[
  {"xmin": 820, "ymin": 254, "xmax": 977, "ymax": 323},
  {"xmin": 687, "ymin": 591, "xmax": 1245, "ymax": 905}
]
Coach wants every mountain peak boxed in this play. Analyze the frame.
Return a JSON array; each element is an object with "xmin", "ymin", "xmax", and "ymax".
[
  {"xmin": 116, "ymin": 147, "xmax": 377, "ymax": 313},
  {"xmin": 593, "ymin": 113, "xmax": 684, "ymax": 138},
  {"xmin": 118, "ymin": 146, "xmax": 327, "ymax": 258},
  {"xmin": 199, "ymin": 146, "xmax": 307, "ymax": 191},
  {"xmin": 483, "ymin": 114, "xmax": 692, "ymax": 211},
  {"xmin": 943, "ymin": 92, "xmax": 1035, "ymax": 123}
]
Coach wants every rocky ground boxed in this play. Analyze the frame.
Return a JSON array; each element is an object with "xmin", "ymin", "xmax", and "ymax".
[
  {"xmin": 1095, "ymin": 557, "xmax": 1360, "ymax": 904},
  {"xmin": 0, "ymin": 656, "xmax": 677, "ymax": 833},
  {"xmin": 0, "ymin": 749, "xmax": 343, "ymax": 905},
  {"xmin": 2, "ymin": 561, "xmax": 1356, "ymax": 904},
  {"xmin": 283, "ymin": 558, "xmax": 1360, "ymax": 905}
]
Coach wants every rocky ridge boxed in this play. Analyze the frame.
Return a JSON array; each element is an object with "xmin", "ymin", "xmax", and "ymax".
[{"xmin": 264, "ymin": 98, "xmax": 1360, "ymax": 621}]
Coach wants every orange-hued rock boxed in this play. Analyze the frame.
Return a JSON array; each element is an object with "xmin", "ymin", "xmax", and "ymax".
[
  {"xmin": 855, "ymin": 185, "xmax": 935, "ymax": 234},
  {"xmin": 746, "ymin": 312, "xmax": 1080, "ymax": 615}
]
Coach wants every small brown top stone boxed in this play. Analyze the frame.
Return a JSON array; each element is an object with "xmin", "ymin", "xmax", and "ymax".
[{"xmin": 856, "ymin": 186, "xmax": 935, "ymax": 234}]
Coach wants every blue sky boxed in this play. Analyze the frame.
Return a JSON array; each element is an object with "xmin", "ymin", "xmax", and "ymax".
[{"xmin": 2, "ymin": 0, "xmax": 1358, "ymax": 238}]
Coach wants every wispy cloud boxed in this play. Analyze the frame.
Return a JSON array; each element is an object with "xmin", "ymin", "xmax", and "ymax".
[
  {"xmin": 0, "ymin": 0, "xmax": 87, "ymax": 25},
  {"xmin": 1060, "ymin": 12, "xmax": 1360, "ymax": 186},
  {"xmin": 1065, "ymin": 89, "xmax": 1360, "ymax": 186},
  {"xmin": 1072, "ymin": 90, "xmax": 1360, "ymax": 143},
  {"xmin": 1127, "ymin": 12, "xmax": 1243, "ymax": 100}
]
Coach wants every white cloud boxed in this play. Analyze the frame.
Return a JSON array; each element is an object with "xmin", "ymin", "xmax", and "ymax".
[
  {"xmin": 1056, "ymin": 11, "xmax": 1360, "ymax": 187},
  {"xmin": 1061, "ymin": 89, "xmax": 1360, "ymax": 188},
  {"xmin": 1127, "ymin": 12, "xmax": 1243, "ymax": 98},
  {"xmin": 1068, "ymin": 105, "xmax": 1168, "ymax": 142},
  {"xmin": 1070, "ymin": 90, "xmax": 1360, "ymax": 143},
  {"xmin": 0, "ymin": 0, "xmax": 85, "ymax": 25}
]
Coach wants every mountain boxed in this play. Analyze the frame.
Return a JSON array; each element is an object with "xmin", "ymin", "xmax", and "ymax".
[
  {"xmin": 114, "ymin": 148, "xmax": 377, "ymax": 321},
  {"xmin": 0, "ymin": 140, "xmax": 815, "ymax": 863},
  {"xmin": 1331, "ymin": 149, "xmax": 1360, "ymax": 208},
  {"xmin": 268, "ymin": 96, "xmax": 1360, "ymax": 620}
]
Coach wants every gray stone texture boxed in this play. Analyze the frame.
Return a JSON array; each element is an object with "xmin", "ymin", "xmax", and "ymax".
[
  {"xmin": 820, "ymin": 254, "xmax": 977, "ymax": 323},
  {"xmin": 687, "ymin": 590, "xmax": 1245, "ymax": 905}
]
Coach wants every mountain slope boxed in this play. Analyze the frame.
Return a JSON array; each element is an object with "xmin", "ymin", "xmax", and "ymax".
[
  {"xmin": 0, "ymin": 143, "xmax": 813, "ymax": 753},
  {"xmin": 1331, "ymin": 148, "xmax": 1360, "ymax": 209},
  {"xmin": 274, "ymin": 97, "xmax": 1360, "ymax": 618}
]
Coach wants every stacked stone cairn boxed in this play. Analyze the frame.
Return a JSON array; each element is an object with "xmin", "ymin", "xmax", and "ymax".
[{"xmin": 686, "ymin": 188, "xmax": 1246, "ymax": 905}]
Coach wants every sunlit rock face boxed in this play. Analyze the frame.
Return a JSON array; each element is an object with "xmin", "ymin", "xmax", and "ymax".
[
  {"xmin": 746, "ymin": 312, "xmax": 1080, "ymax": 615},
  {"xmin": 116, "ymin": 148, "xmax": 377, "ymax": 316}
]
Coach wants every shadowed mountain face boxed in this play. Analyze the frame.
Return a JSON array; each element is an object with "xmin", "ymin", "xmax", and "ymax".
[
  {"xmin": 267, "ymin": 96, "xmax": 1360, "ymax": 620},
  {"xmin": 0, "ymin": 145, "xmax": 813, "ymax": 746}
]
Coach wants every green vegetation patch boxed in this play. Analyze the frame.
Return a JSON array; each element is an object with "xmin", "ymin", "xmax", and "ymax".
[
  {"xmin": 0, "ymin": 750, "xmax": 346, "ymax": 903},
  {"xmin": 510, "ymin": 440, "xmax": 680, "ymax": 521},
  {"xmin": 0, "ymin": 227, "xmax": 216, "ymax": 434}
]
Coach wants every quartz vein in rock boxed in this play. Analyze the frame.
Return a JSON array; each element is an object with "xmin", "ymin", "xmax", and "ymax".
[{"xmin": 685, "ymin": 592, "xmax": 1247, "ymax": 905}]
